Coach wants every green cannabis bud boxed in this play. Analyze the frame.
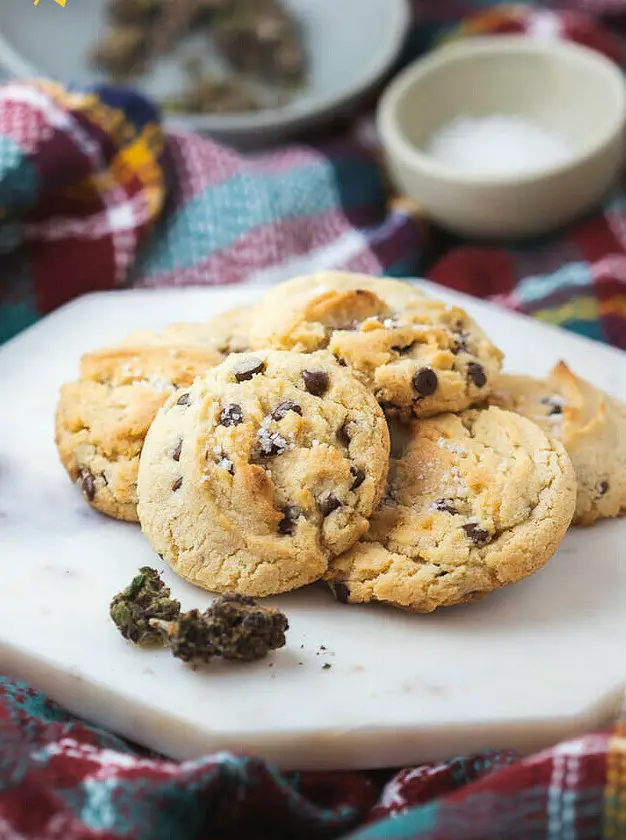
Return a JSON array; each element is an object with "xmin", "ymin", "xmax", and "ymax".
[
  {"xmin": 112, "ymin": 571, "xmax": 289, "ymax": 665},
  {"xmin": 204, "ymin": 593, "xmax": 289, "ymax": 661},
  {"xmin": 107, "ymin": 0, "xmax": 167, "ymax": 24},
  {"xmin": 151, "ymin": 593, "xmax": 289, "ymax": 664},
  {"xmin": 150, "ymin": 609, "xmax": 217, "ymax": 666},
  {"xmin": 213, "ymin": 0, "xmax": 307, "ymax": 87},
  {"xmin": 90, "ymin": 26, "xmax": 149, "ymax": 79},
  {"xmin": 110, "ymin": 567, "xmax": 181, "ymax": 646}
]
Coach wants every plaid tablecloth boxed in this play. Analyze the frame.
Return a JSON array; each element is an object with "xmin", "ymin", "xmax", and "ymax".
[{"xmin": 1, "ymin": 2, "xmax": 625, "ymax": 838}]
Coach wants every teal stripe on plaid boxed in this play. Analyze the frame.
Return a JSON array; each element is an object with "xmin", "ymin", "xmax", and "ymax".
[
  {"xmin": 515, "ymin": 263, "xmax": 594, "ymax": 307},
  {"xmin": 0, "ymin": 268, "xmax": 39, "ymax": 345},
  {"xmin": 137, "ymin": 158, "xmax": 382, "ymax": 276},
  {"xmin": 348, "ymin": 802, "xmax": 439, "ymax": 839},
  {"xmin": 385, "ymin": 258, "xmax": 421, "ymax": 278},
  {"xmin": 541, "ymin": 319, "xmax": 606, "ymax": 344},
  {"xmin": 0, "ymin": 302, "xmax": 39, "ymax": 345},
  {"xmin": 0, "ymin": 135, "xmax": 39, "ymax": 212},
  {"xmin": 601, "ymin": 184, "xmax": 626, "ymax": 214}
]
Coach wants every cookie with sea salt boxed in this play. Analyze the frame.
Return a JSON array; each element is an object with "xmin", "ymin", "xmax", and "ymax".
[
  {"xmin": 55, "ymin": 338, "xmax": 223, "ymax": 522},
  {"xmin": 249, "ymin": 272, "xmax": 503, "ymax": 418},
  {"xmin": 326, "ymin": 407, "xmax": 576, "ymax": 612},
  {"xmin": 490, "ymin": 362, "xmax": 626, "ymax": 525},
  {"xmin": 121, "ymin": 306, "xmax": 253, "ymax": 355},
  {"xmin": 136, "ymin": 350, "xmax": 390, "ymax": 597}
]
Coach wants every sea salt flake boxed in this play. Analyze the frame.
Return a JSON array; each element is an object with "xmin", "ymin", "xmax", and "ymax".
[
  {"xmin": 447, "ymin": 443, "xmax": 467, "ymax": 456},
  {"xmin": 132, "ymin": 374, "xmax": 173, "ymax": 391},
  {"xmin": 256, "ymin": 427, "xmax": 289, "ymax": 456}
]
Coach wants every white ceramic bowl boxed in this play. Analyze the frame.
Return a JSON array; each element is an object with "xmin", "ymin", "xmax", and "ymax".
[
  {"xmin": 0, "ymin": 0, "xmax": 410, "ymax": 148},
  {"xmin": 377, "ymin": 36, "xmax": 626, "ymax": 239}
]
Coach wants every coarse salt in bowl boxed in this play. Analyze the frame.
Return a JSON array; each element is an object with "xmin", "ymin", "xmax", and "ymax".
[
  {"xmin": 377, "ymin": 36, "xmax": 626, "ymax": 239},
  {"xmin": 425, "ymin": 114, "xmax": 573, "ymax": 176}
]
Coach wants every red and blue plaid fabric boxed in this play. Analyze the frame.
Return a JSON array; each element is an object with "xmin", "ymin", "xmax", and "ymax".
[
  {"xmin": 1, "ymin": 677, "xmax": 625, "ymax": 839},
  {"xmin": 1, "ymin": 2, "xmax": 626, "ymax": 839}
]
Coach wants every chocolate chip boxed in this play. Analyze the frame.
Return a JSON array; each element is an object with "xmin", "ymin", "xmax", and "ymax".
[
  {"xmin": 234, "ymin": 357, "xmax": 265, "ymax": 382},
  {"xmin": 319, "ymin": 494, "xmax": 342, "ymax": 516},
  {"xmin": 451, "ymin": 331, "xmax": 470, "ymax": 355},
  {"xmin": 391, "ymin": 341, "xmax": 417, "ymax": 354},
  {"xmin": 462, "ymin": 523, "xmax": 491, "ymax": 546},
  {"xmin": 467, "ymin": 362, "xmax": 487, "ymax": 388},
  {"xmin": 598, "ymin": 480, "xmax": 610, "ymax": 496},
  {"xmin": 80, "ymin": 470, "xmax": 96, "ymax": 502},
  {"xmin": 278, "ymin": 506, "xmax": 300, "ymax": 535},
  {"xmin": 172, "ymin": 440, "xmax": 183, "ymax": 462},
  {"xmin": 337, "ymin": 421, "xmax": 352, "ymax": 448},
  {"xmin": 413, "ymin": 367, "xmax": 438, "ymax": 397},
  {"xmin": 172, "ymin": 477, "xmax": 183, "ymax": 492},
  {"xmin": 350, "ymin": 466, "xmax": 365, "ymax": 490},
  {"xmin": 272, "ymin": 400, "xmax": 302, "ymax": 421},
  {"xmin": 333, "ymin": 582, "xmax": 350, "ymax": 604},
  {"xmin": 434, "ymin": 498, "xmax": 457, "ymax": 514},
  {"xmin": 303, "ymin": 369, "xmax": 329, "ymax": 397},
  {"xmin": 220, "ymin": 403, "xmax": 244, "ymax": 426},
  {"xmin": 176, "ymin": 393, "xmax": 191, "ymax": 406},
  {"xmin": 541, "ymin": 397, "xmax": 562, "ymax": 416}
]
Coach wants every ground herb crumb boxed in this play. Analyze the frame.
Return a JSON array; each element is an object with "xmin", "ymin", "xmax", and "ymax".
[{"xmin": 322, "ymin": 663, "xmax": 332, "ymax": 670}]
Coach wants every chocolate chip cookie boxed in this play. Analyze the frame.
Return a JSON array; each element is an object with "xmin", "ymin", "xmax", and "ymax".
[
  {"xmin": 55, "ymin": 338, "xmax": 223, "ymax": 522},
  {"xmin": 137, "ymin": 350, "xmax": 390, "ymax": 596},
  {"xmin": 121, "ymin": 306, "xmax": 252, "ymax": 354},
  {"xmin": 490, "ymin": 362, "xmax": 626, "ymax": 525},
  {"xmin": 326, "ymin": 407, "xmax": 576, "ymax": 612},
  {"xmin": 249, "ymin": 272, "xmax": 503, "ymax": 418}
]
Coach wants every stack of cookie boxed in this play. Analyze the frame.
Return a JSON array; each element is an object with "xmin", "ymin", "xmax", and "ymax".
[{"xmin": 55, "ymin": 273, "xmax": 626, "ymax": 612}]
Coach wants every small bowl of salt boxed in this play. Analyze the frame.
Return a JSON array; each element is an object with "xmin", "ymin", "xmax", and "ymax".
[{"xmin": 378, "ymin": 36, "xmax": 626, "ymax": 239}]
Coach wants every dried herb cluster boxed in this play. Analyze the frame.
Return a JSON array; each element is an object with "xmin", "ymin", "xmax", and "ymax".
[
  {"xmin": 91, "ymin": 0, "xmax": 307, "ymax": 115},
  {"xmin": 110, "ymin": 567, "xmax": 289, "ymax": 666}
]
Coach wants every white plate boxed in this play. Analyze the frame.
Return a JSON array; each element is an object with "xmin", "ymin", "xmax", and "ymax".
[
  {"xmin": 0, "ymin": 0, "xmax": 410, "ymax": 147},
  {"xmin": 0, "ymin": 281, "xmax": 625, "ymax": 771}
]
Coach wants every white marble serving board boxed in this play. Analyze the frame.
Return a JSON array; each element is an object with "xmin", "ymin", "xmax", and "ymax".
[{"xmin": 1, "ymin": 282, "xmax": 625, "ymax": 772}]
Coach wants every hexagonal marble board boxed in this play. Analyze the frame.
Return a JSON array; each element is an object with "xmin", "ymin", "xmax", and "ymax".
[{"xmin": 0, "ymin": 282, "xmax": 625, "ymax": 771}]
